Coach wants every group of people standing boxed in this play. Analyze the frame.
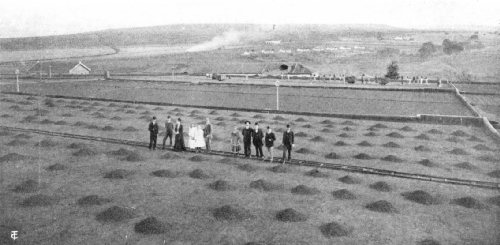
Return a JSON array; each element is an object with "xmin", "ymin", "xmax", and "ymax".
[
  {"xmin": 148, "ymin": 115, "xmax": 296, "ymax": 164},
  {"xmin": 236, "ymin": 121, "xmax": 295, "ymax": 163},
  {"xmin": 148, "ymin": 116, "xmax": 211, "ymax": 152}
]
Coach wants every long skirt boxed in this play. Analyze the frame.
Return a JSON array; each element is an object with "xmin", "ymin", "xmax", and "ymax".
[
  {"xmin": 194, "ymin": 135, "xmax": 206, "ymax": 148},
  {"xmin": 188, "ymin": 136, "xmax": 196, "ymax": 149},
  {"xmin": 173, "ymin": 134, "xmax": 186, "ymax": 151}
]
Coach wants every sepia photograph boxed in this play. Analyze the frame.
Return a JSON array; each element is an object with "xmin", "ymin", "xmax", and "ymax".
[{"xmin": 0, "ymin": 0, "xmax": 499, "ymax": 244}]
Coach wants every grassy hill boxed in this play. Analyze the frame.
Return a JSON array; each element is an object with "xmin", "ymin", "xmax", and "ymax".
[
  {"xmin": 1, "ymin": 24, "xmax": 499, "ymax": 81},
  {"xmin": 0, "ymin": 24, "xmax": 242, "ymax": 50},
  {"xmin": 0, "ymin": 24, "xmax": 404, "ymax": 51}
]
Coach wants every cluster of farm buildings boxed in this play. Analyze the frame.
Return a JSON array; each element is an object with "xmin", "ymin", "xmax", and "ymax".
[{"xmin": 242, "ymin": 40, "xmax": 369, "ymax": 56}]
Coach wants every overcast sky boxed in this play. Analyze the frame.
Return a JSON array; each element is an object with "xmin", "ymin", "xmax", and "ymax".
[{"xmin": 1, "ymin": 0, "xmax": 499, "ymax": 38}]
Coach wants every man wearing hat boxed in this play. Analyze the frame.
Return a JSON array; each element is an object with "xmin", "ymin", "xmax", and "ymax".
[
  {"xmin": 148, "ymin": 116, "xmax": 159, "ymax": 150},
  {"xmin": 252, "ymin": 122, "xmax": 264, "ymax": 159},
  {"xmin": 241, "ymin": 121, "xmax": 254, "ymax": 158},
  {"xmin": 282, "ymin": 124, "xmax": 295, "ymax": 163}
]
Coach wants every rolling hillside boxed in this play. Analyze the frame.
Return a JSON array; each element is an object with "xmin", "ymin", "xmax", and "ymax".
[{"xmin": 1, "ymin": 24, "xmax": 499, "ymax": 82}]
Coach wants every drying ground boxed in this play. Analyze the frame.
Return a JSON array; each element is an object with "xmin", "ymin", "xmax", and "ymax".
[
  {"xmin": 0, "ymin": 93, "xmax": 497, "ymax": 181},
  {"xmin": 0, "ymin": 79, "xmax": 472, "ymax": 116},
  {"xmin": 0, "ymin": 93, "xmax": 499, "ymax": 244},
  {"xmin": 1, "ymin": 131, "xmax": 499, "ymax": 244}
]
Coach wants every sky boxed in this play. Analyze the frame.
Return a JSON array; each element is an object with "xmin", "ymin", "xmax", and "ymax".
[{"xmin": 0, "ymin": 0, "xmax": 499, "ymax": 38}]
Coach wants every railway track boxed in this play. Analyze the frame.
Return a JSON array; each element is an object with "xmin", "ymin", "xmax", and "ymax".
[{"xmin": 2, "ymin": 125, "xmax": 499, "ymax": 190}]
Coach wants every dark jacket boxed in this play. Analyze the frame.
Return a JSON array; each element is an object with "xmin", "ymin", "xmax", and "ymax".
[
  {"xmin": 149, "ymin": 122, "xmax": 159, "ymax": 135},
  {"xmin": 174, "ymin": 124, "xmax": 183, "ymax": 135},
  {"xmin": 282, "ymin": 130, "xmax": 294, "ymax": 146},
  {"xmin": 265, "ymin": 132, "xmax": 276, "ymax": 147},
  {"xmin": 203, "ymin": 124, "xmax": 212, "ymax": 137},
  {"xmin": 165, "ymin": 122, "xmax": 174, "ymax": 134},
  {"xmin": 252, "ymin": 128, "xmax": 264, "ymax": 146},
  {"xmin": 241, "ymin": 127, "xmax": 254, "ymax": 143}
]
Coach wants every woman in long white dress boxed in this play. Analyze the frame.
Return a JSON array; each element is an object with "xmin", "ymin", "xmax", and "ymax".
[
  {"xmin": 194, "ymin": 125, "xmax": 206, "ymax": 152},
  {"xmin": 188, "ymin": 124, "xmax": 196, "ymax": 150}
]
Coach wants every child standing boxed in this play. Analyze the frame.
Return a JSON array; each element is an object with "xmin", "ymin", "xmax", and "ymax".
[
  {"xmin": 264, "ymin": 126, "xmax": 276, "ymax": 162},
  {"xmin": 230, "ymin": 126, "xmax": 242, "ymax": 157}
]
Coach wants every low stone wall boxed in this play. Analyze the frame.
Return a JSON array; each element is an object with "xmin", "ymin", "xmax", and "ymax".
[
  {"xmin": 451, "ymin": 87, "xmax": 481, "ymax": 117},
  {"xmin": 449, "ymin": 83, "xmax": 500, "ymax": 143},
  {"xmin": 482, "ymin": 117, "xmax": 500, "ymax": 144}
]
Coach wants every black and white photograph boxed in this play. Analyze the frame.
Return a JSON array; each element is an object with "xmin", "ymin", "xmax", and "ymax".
[{"xmin": 0, "ymin": 0, "xmax": 499, "ymax": 244}]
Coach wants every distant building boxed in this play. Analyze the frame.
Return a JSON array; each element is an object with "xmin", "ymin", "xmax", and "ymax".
[
  {"xmin": 297, "ymin": 48, "xmax": 311, "ymax": 52},
  {"xmin": 69, "ymin": 61, "xmax": 91, "ymax": 75},
  {"xmin": 261, "ymin": 49, "xmax": 275, "ymax": 54},
  {"xmin": 265, "ymin": 40, "xmax": 281, "ymax": 45},
  {"xmin": 261, "ymin": 62, "xmax": 313, "ymax": 77},
  {"xmin": 393, "ymin": 36, "xmax": 413, "ymax": 41},
  {"xmin": 278, "ymin": 49, "xmax": 292, "ymax": 53},
  {"xmin": 28, "ymin": 61, "xmax": 91, "ymax": 76}
]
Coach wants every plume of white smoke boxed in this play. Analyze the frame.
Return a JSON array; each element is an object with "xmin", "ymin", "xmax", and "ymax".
[{"xmin": 187, "ymin": 31, "xmax": 244, "ymax": 52}]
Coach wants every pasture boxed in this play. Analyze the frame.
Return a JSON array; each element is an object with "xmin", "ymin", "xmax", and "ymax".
[
  {"xmin": 0, "ymin": 93, "xmax": 499, "ymax": 244},
  {"xmin": 0, "ymin": 47, "xmax": 115, "ymax": 63},
  {"xmin": 1, "ymin": 26, "xmax": 499, "ymax": 82}
]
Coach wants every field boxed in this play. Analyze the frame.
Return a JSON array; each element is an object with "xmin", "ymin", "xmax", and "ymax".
[
  {"xmin": 1, "ymin": 23, "xmax": 500, "ymax": 245},
  {"xmin": 453, "ymin": 83, "xmax": 500, "ymax": 123},
  {"xmin": 2, "ymin": 24, "xmax": 500, "ymax": 82},
  {"xmin": 0, "ymin": 80, "xmax": 473, "ymax": 117},
  {"xmin": 1, "ymin": 93, "xmax": 499, "ymax": 245},
  {"xmin": 0, "ymin": 47, "xmax": 115, "ymax": 63},
  {"xmin": 464, "ymin": 94, "xmax": 500, "ymax": 122}
]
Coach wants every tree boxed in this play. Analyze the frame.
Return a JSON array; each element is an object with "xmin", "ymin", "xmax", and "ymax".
[
  {"xmin": 418, "ymin": 42, "xmax": 437, "ymax": 58},
  {"xmin": 454, "ymin": 70, "xmax": 476, "ymax": 83},
  {"xmin": 442, "ymin": 39, "xmax": 464, "ymax": 55},
  {"xmin": 376, "ymin": 32, "xmax": 384, "ymax": 41},
  {"xmin": 385, "ymin": 61, "xmax": 399, "ymax": 79}
]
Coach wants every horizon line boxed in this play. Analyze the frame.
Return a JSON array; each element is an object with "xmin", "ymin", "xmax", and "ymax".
[{"xmin": 1, "ymin": 22, "xmax": 498, "ymax": 39}]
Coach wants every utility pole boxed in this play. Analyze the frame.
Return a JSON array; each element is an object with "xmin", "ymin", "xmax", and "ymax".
[
  {"xmin": 39, "ymin": 61, "xmax": 42, "ymax": 82},
  {"xmin": 171, "ymin": 66, "xmax": 175, "ymax": 80},
  {"xmin": 15, "ymin": 69, "xmax": 19, "ymax": 92},
  {"xmin": 275, "ymin": 80, "xmax": 280, "ymax": 110}
]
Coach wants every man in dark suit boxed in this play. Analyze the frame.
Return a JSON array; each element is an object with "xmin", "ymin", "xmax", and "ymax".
[
  {"xmin": 282, "ymin": 124, "xmax": 294, "ymax": 163},
  {"xmin": 252, "ymin": 122, "xmax": 264, "ymax": 158},
  {"xmin": 162, "ymin": 116, "xmax": 174, "ymax": 149},
  {"xmin": 148, "ymin": 116, "xmax": 159, "ymax": 150},
  {"xmin": 203, "ymin": 117, "xmax": 213, "ymax": 152},
  {"xmin": 241, "ymin": 121, "xmax": 254, "ymax": 158}
]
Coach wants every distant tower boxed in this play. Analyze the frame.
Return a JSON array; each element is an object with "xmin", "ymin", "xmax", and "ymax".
[{"xmin": 273, "ymin": 24, "xmax": 276, "ymax": 31}]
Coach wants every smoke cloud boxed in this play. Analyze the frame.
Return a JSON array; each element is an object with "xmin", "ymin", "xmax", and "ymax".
[{"xmin": 187, "ymin": 31, "xmax": 244, "ymax": 52}]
